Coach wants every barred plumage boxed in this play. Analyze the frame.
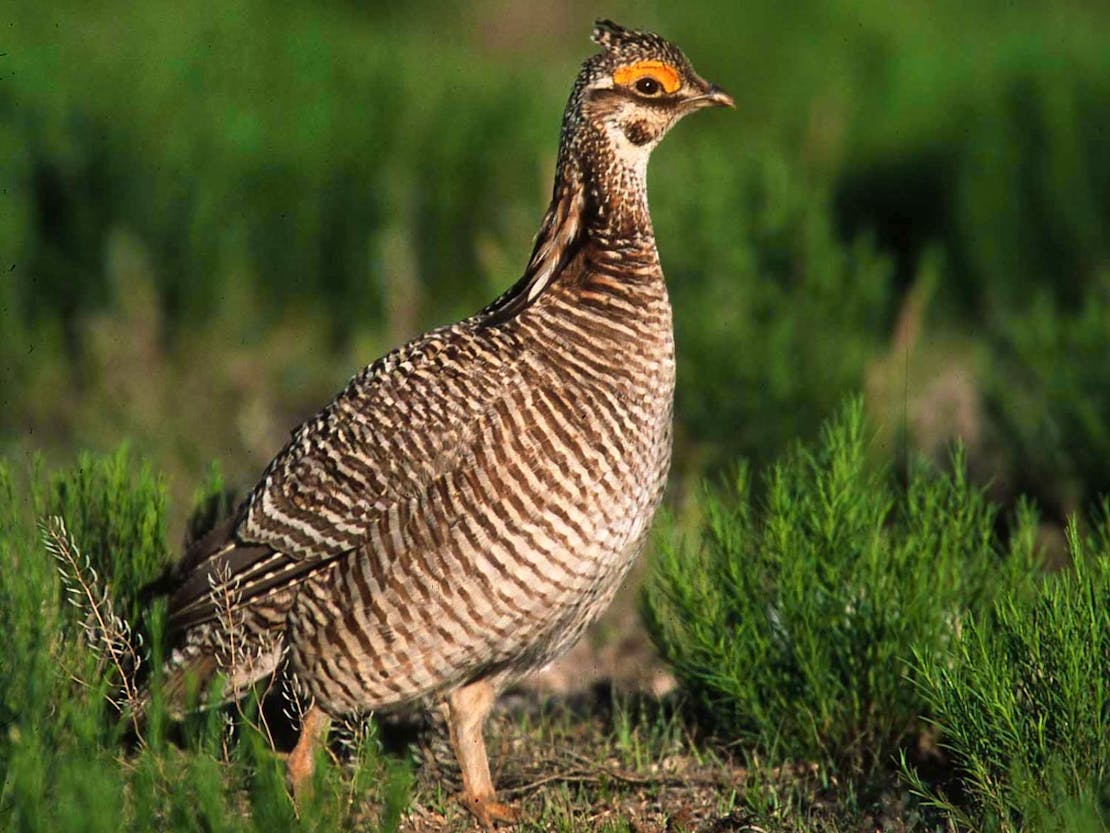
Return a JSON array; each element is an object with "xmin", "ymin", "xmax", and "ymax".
[{"xmin": 159, "ymin": 19, "xmax": 731, "ymax": 828}]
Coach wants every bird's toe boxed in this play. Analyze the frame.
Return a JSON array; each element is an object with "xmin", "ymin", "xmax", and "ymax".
[{"xmin": 458, "ymin": 791, "xmax": 521, "ymax": 829}]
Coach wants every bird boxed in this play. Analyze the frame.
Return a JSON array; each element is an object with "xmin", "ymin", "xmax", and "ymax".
[{"xmin": 157, "ymin": 18, "xmax": 732, "ymax": 828}]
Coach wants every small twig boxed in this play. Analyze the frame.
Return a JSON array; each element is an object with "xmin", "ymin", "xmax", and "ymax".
[
  {"xmin": 253, "ymin": 661, "xmax": 283, "ymax": 749},
  {"xmin": 492, "ymin": 742, "xmax": 820, "ymax": 801},
  {"xmin": 337, "ymin": 711, "xmax": 380, "ymax": 820},
  {"xmin": 210, "ymin": 562, "xmax": 259, "ymax": 751},
  {"xmin": 43, "ymin": 515, "xmax": 145, "ymax": 744},
  {"xmin": 208, "ymin": 561, "xmax": 286, "ymax": 753}
]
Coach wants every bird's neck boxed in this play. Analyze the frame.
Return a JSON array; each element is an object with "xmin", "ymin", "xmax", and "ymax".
[
  {"xmin": 477, "ymin": 126, "xmax": 659, "ymax": 325},
  {"xmin": 563, "ymin": 121, "xmax": 657, "ymax": 249}
]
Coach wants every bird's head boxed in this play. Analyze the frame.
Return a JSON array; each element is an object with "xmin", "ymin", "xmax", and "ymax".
[
  {"xmin": 481, "ymin": 21, "xmax": 731, "ymax": 321},
  {"xmin": 560, "ymin": 19, "xmax": 733, "ymax": 176}
]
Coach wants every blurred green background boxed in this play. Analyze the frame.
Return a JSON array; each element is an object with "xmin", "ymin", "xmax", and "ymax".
[{"xmin": 3, "ymin": 0, "xmax": 1109, "ymax": 538}]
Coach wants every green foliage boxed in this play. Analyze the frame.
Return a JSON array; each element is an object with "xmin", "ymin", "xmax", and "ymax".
[
  {"xmin": 1010, "ymin": 765, "xmax": 1109, "ymax": 833},
  {"xmin": 691, "ymin": 0, "xmax": 1110, "ymax": 316},
  {"xmin": 0, "ymin": 461, "xmax": 60, "ymax": 759},
  {"xmin": 644, "ymin": 400, "xmax": 1038, "ymax": 769},
  {"xmin": 39, "ymin": 446, "xmax": 169, "ymax": 621},
  {"xmin": 660, "ymin": 148, "xmax": 891, "ymax": 472},
  {"xmin": 952, "ymin": 57, "xmax": 1110, "ymax": 315},
  {"xmin": 911, "ymin": 511, "xmax": 1110, "ymax": 832},
  {"xmin": 184, "ymin": 460, "xmax": 240, "ymax": 549},
  {"xmin": 1, "ymin": 452, "xmax": 134, "ymax": 825},
  {"xmin": 985, "ymin": 286, "xmax": 1110, "ymax": 515},
  {"xmin": 0, "ymin": 449, "xmax": 408, "ymax": 832},
  {"xmin": 0, "ymin": 2, "xmax": 550, "ymax": 338},
  {"xmin": 4, "ymin": 0, "xmax": 1109, "ymax": 507}
]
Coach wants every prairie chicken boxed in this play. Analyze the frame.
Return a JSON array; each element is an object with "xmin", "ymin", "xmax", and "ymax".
[{"xmin": 160, "ymin": 19, "xmax": 731, "ymax": 828}]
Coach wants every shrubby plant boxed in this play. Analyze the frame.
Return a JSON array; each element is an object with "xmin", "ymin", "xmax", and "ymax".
[
  {"xmin": 39, "ymin": 446, "xmax": 169, "ymax": 621},
  {"xmin": 644, "ymin": 400, "xmax": 1038, "ymax": 769},
  {"xmin": 911, "ymin": 511, "xmax": 1109, "ymax": 832},
  {"xmin": 659, "ymin": 147, "xmax": 892, "ymax": 474},
  {"xmin": 985, "ymin": 286, "xmax": 1110, "ymax": 516}
]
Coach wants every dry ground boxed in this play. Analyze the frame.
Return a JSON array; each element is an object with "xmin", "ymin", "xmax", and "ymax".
[{"xmin": 363, "ymin": 682, "xmax": 936, "ymax": 833}]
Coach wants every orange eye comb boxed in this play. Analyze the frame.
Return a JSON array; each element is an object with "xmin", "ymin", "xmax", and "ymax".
[{"xmin": 613, "ymin": 60, "xmax": 682, "ymax": 94}]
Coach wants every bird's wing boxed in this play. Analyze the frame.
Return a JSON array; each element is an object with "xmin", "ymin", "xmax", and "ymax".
[{"xmin": 166, "ymin": 321, "xmax": 527, "ymax": 635}]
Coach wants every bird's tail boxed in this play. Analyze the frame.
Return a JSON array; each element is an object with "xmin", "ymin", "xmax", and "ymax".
[{"xmin": 148, "ymin": 631, "xmax": 288, "ymax": 720}]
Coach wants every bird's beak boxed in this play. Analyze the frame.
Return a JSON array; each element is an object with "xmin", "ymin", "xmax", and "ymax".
[
  {"xmin": 683, "ymin": 82, "xmax": 735, "ymax": 111},
  {"xmin": 703, "ymin": 84, "xmax": 735, "ymax": 108}
]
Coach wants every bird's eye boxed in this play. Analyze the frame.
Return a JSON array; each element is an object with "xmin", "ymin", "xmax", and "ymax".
[{"xmin": 614, "ymin": 61, "xmax": 682, "ymax": 95}]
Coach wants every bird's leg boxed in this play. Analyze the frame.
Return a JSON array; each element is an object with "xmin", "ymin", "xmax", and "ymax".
[
  {"xmin": 445, "ymin": 680, "xmax": 519, "ymax": 828},
  {"xmin": 287, "ymin": 703, "xmax": 332, "ymax": 804}
]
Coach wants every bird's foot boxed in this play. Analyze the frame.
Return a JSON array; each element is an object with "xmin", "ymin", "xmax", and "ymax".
[{"xmin": 458, "ymin": 791, "xmax": 520, "ymax": 829}]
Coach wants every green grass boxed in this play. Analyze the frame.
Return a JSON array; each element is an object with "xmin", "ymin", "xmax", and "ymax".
[
  {"xmin": 661, "ymin": 149, "xmax": 892, "ymax": 475},
  {"xmin": 646, "ymin": 401, "xmax": 1110, "ymax": 831},
  {"xmin": 985, "ymin": 287, "xmax": 1110, "ymax": 517}
]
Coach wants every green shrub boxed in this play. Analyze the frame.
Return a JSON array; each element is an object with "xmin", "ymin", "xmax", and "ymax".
[
  {"xmin": 658, "ymin": 146, "xmax": 892, "ymax": 475},
  {"xmin": 1, "ymin": 450, "xmax": 169, "ymax": 821},
  {"xmin": 951, "ymin": 59, "xmax": 1110, "ymax": 316},
  {"xmin": 1011, "ymin": 766, "xmax": 1109, "ymax": 833},
  {"xmin": 643, "ymin": 400, "xmax": 1038, "ymax": 769},
  {"xmin": 1, "ymin": 452, "xmax": 145, "ymax": 828},
  {"xmin": 39, "ymin": 446, "xmax": 169, "ymax": 621},
  {"xmin": 0, "ymin": 2, "xmax": 553, "ymax": 338},
  {"xmin": 911, "ymin": 510, "xmax": 1110, "ymax": 832},
  {"xmin": 985, "ymin": 286, "xmax": 1110, "ymax": 516}
]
